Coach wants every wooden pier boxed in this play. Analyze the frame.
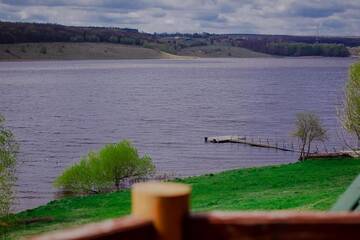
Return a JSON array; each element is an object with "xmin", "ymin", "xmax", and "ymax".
[
  {"xmin": 205, "ymin": 136, "xmax": 360, "ymax": 159},
  {"xmin": 204, "ymin": 135, "xmax": 360, "ymax": 159},
  {"xmin": 205, "ymin": 135, "xmax": 295, "ymax": 152}
]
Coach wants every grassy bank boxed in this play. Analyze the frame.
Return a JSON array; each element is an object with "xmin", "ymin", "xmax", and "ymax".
[
  {"xmin": 0, "ymin": 42, "xmax": 271, "ymax": 61},
  {"xmin": 2, "ymin": 158, "xmax": 360, "ymax": 239},
  {"xmin": 176, "ymin": 45, "xmax": 270, "ymax": 58},
  {"xmin": 0, "ymin": 42, "xmax": 187, "ymax": 61}
]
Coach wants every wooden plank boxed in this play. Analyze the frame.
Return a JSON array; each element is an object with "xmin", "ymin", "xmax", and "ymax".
[
  {"xmin": 30, "ymin": 216, "xmax": 156, "ymax": 240},
  {"xmin": 185, "ymin": 211, "xmax": 360, "ymax": 240},
  {"xmin": 132, "ymin": 182, "xmax": 191, "ymax": 240},
  {"xmin": 306, "ymin": 152, "xmax": 352, "ymax": 159},
  {"xmin": 205, "ymin": 136, "xmax": 246, "ymax": 143},
  {"xmin": 331, "ymin": 174, "xmax": 360, "ymax": 212},
  {"xmin": 340, "ymin": 150, "xmax": 360, "ymax": 158},
  {"xmin": 205, "ymin": 135, "xmax": 295, "ymax": 152}
]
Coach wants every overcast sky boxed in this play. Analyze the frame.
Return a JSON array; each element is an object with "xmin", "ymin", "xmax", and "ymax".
[{"xmin": 0, "ymin": 0, "xmax": 359, "ymax": 36}]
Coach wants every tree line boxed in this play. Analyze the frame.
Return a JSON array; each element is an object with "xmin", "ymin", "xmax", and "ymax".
[
  {"xmin": 265, "ymin": 42, "xmax": 350, "ymax": 57},
  {"xmin": 237, "ymin": 40, "xmax": 350, "ymax": 57},
  {"xmin": 1, "ymin": 21, "xmax": 358, "ymax": 57},
  {"xmin": 0, "ymin": 21, "xmax": 150, "ymax": 46}
]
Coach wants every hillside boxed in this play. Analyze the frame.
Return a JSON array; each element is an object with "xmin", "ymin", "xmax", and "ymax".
[
  {"xmin": 0, "ymin": 21, "xmax": 359, "ymax": 58},
  {"xmin": 2, "ymin": 158, "xmax": 360, "ymax": 239},
  {"xmin": 176, "ymin": 45, "xmax": 270, "ymax": 58},
  {"xmin": 0, "ymin": 42, "xmax": 183, "ymax": 60}
]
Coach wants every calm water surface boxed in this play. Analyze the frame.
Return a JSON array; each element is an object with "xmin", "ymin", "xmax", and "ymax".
[{"xmin": 0, "ymin": 57, "xmax": 356, "ymax": 211}]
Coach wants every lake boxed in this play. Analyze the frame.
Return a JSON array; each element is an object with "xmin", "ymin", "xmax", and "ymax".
[{"xmin": 0, "ymin": 57, "xmax": 356, "ymax": 211}]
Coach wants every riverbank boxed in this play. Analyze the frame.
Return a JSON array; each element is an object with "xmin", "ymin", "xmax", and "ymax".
[
  {"xmin": 1, "ymin": 42, "xmax": 357, "ymax": 61},
  {"xmin": 1, "ymin": 158, "xmax": 360, "ymax": 239},
  {"xmin": 0, "ymin": 42, "xmax": 191, "ymax": 61}
]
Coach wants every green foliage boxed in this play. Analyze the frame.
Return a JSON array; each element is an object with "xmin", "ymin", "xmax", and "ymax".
[
  {"xmin": 39, "ymin": 46, "xmax": 47, "ymax": 54},
  {"xmin": 0, "ymin": 114, "xmax": 18, "ymax": 217},
  {"xmin": 118, "ymin": 37, "xmax": 136, "ymax": 45},
  {"xmin": 266, "ymin": 42, "xmax": 350, "ymax": 57},
  {"xmin": 54, "ymin": 140, "xmax": 155, "ymax": 193},
  {"xmin": 98, "ymin": 141, "xmax": 154, "ymax": 189},
  {"xmin": 108, "ymin": 35, "xmax": 119, "ymax": 43},
  {"xmin": 292, "ymin": 112, "xmax": 327, "ymax": 160},
  {"xmin": 343, "ymin": 62, "xmax": 360, "ymax": 144},
  {"xmin": 4, "ymin": 158, "xmax": 360, "ymax": 239}
]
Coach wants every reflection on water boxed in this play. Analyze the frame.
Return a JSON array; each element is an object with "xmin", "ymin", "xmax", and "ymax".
[{"xmin": 0, "ymin": 57, "xmax": 356, "ymax": 211}]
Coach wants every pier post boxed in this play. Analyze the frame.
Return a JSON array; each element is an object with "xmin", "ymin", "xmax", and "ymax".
[{"xmin": 132, "ymin": 182, "xmax": 191, "ymax": 240}]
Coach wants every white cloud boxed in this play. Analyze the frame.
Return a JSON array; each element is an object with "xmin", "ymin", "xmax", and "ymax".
[{"xmin": 0, "ymin": 0, "xmax": 359, "ymax": 35}]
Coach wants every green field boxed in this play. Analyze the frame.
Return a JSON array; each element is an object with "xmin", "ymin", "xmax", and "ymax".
[{"xmin": 1, "ymin": 158, "xmax": 360, "ymax": 239}]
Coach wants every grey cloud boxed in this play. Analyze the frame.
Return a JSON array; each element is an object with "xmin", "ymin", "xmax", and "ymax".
[
  {"xmin": 322, "ymin": 19, "xmax": 347, "ymax": 29},
  {"xmin": 0, "ymin": 0, "xmax": 359, "ymax": 35},
  {"xmin": 290, "ymin": 3, "xmax": 346, "ymax": 18},
  {"xmin": 193, "ymin": 12, "xmax": 220, "ymax": 21}
]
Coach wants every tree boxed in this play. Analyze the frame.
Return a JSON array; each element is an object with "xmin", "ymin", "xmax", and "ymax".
[
  {"xmin": 342, "ymin": 62, "xmax": 360, "ymax": 147},
  {"xmin": 54, "ymin": 140, "xmax": 155, "ymax": 193},
  {"xmin": 99, "ymin": 141, "xmax": 154, "ymax": 190},
  {"xmin": 0, "ymin": 114, "xmax": 18, "ymax": 216},
  {"xmin": 292, "ymin": 112, "xmax": 327, "ymax": 161}
]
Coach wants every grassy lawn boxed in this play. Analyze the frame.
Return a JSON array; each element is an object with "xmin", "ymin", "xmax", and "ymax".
[{"xmin": 1, "ymin": 158, "xmax": 360, "ymax": 239}]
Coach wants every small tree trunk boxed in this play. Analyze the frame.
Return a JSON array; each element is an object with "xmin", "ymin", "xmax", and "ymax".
[
  {"xmin": 115, "ymin": 179, "xmax": 120, "ymax": 191},
  {"xmin": 306, "ymin": 139, "xmax": 312, "ymax": 160},
  {"xmin": 299, "ymin": 141, "xmax": 306, "ymax": 161}
]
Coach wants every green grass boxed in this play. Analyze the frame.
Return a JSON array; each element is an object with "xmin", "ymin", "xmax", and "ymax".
[{"xmin": 2, "ymin": 158, "xmax": 360, "ymax": 239}]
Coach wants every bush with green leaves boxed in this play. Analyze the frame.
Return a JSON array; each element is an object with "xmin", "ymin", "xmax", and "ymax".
[
  {"xmin": 54, "ymin": 140, "xmax": 155, "ymax": 193},
  {"xmin": 342, "ymin": 62, "xmax": 360, "ymax": 147},
  {"xmin": 0, "ymin": 114, "xmax": 18, "ymax": 216}
]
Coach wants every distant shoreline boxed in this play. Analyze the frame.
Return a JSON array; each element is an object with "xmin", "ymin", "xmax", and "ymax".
[
  {"xmin": 0, "ymin": 42, "xmax": 273, "ymax": 61},
  {"xmin": 0, "ymin": 42, "xmax": 195, "ymax": 61},
  {"xmin": 0, "ymin": 42, "xmax": 357, "ymax": 61}
]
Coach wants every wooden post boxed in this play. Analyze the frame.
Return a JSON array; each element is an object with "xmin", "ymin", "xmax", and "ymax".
[{"xmin": 132, "ymin": 182, "xmax": 191, "ymax": 240}]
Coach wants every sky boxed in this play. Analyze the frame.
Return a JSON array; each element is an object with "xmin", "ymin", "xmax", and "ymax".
[{"xmin": 0, "ymin": 0, "xmax": 359, "ymax": 36}]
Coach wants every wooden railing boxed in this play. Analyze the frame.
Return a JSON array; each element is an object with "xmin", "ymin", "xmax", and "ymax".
[{"xmin": 31, "ymin": 182, "xmax": 360, "ymax": 240}]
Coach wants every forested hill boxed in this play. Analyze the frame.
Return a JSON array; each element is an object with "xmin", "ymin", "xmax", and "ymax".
[
  {"xmin": 0, "ymin": 21, "xmax": 152, "ymax": 45},
  {"xmin": 1, "ymin": 21, "xmax": 359, "ymax": 57}
]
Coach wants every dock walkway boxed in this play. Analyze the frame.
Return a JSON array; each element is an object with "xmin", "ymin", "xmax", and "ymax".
[
  {"xmin": 205, "ymin": 135, "xmax": 360, "ymax": 159},
  {"xmin": 205, "ymin": 135, "xmax": 295, "ymax": 152}
]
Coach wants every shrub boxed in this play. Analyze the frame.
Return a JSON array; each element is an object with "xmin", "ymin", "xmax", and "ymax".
[
  {"xmin": 39, "ymin": 46, "xmax": 47, "ymax": 54},
  {"xmin": 0, "ymin": 114, "xmax": 18, "ymax": 216},
  {"xmin": 342, "ymin": 62, "xmax": 360, "ymax": 146},
  {"xmin": 54, "ymin": 140, "xmax": 155, "ymax": 193}
]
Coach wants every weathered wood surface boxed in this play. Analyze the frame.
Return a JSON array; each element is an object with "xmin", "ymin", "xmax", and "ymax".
[
  {"xmin": 205, "ymin": 135, "xmax": 246, "ymax": 143},
  {"xmin": 132, "ymin": 182, "xmax": 191, "ymax": 240},
  {"xmin": 29, "ymin": 217, "xmax": 156, "ymax": 240},
  {"xmin": 206, "ymin": 136, "xmax": 360, "ymax": 158},
  {"xmin": 306, "ymin": 152, "xmax": 352, "ymax": 159},
  {"xmin": 205, "ymin": 135, "xmax": 294, "ymax": 152},
  {"xmin": 306, "ymin": 150, "xmax": 360, "ymax": 159},
  {"xmin": 185, "ymin": 211, "xmax": 360, "ymax": 240}
]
